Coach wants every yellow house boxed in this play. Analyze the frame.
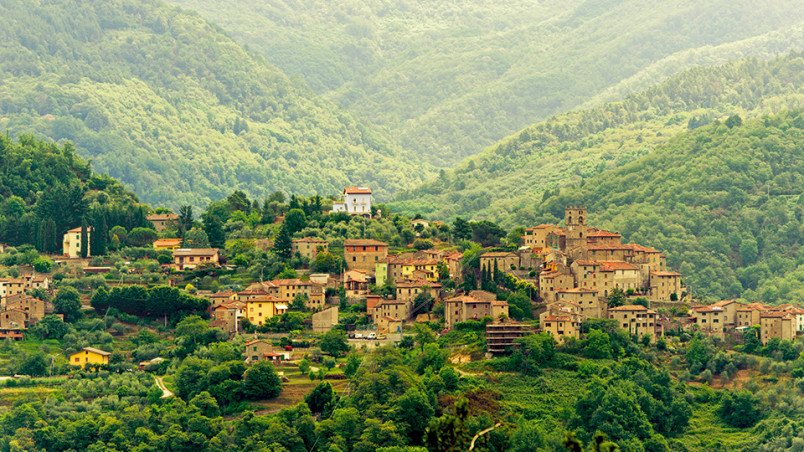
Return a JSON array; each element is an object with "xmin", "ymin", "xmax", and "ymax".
[
  {"xmin": 246, "ymin": 296, "xmax": 288, "ymax": 326},
  {"xmin": 69, "ymin": 347, "xmax": 111, "ymax": 369},
  {"xmin": 153, "ymin": 238, "xmax": 183, "ymax": 251},
  {"xmin": 63, "ymin": 227, "xmax": 92, "ymax": 258}
]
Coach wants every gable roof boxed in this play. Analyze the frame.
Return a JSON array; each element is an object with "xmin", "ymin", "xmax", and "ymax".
[{"xmin": 80, "ymin": 347, "xmax": 111, "ymax": 356}]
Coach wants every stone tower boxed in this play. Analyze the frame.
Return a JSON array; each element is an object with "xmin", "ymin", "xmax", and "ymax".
[{"xmin": 565, "ymin": 206, "xmax": 588, "ymax": 251}]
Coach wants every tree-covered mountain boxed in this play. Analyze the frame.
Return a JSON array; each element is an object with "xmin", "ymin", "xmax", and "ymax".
[
  {"xmin": 168, "ymin": 0, "xmax": 804, "ymax": 166},
  {"xmin": 0, "ymin": 0, "xmax": 429, "ymax": 211},
  {"xmin": 522, "ymin": 110, "xmax": 804, "ymax": 303},
  {"xmin": 389, "ymin": 53, "xmax": 804, "ymax": 222}
]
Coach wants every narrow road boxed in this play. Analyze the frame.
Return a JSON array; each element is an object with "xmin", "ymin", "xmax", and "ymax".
[{"xmin": 154, "ymin": 376, "xmax": 173, "ymax": 398}]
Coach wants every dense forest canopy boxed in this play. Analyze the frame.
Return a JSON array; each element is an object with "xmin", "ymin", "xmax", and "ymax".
[
  {"xmin": 0, "ymin": 0, "xmax": 429, "ymax": 211},
  {"xmin": 169, "ymin": 0, "xmax": 804, "ymax": 166},
  {"xmin": 527, "ymin": 110, "xmax": 804, "ymax": 303},
  {"xmin": 390, "ymin": 53, "xmax": 804, "ymax": 222}
]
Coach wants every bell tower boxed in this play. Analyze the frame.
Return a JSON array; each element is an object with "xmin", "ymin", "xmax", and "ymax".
[{"xmin": 565, "ymin": 206, "xmax": 587, "ymax": 251}]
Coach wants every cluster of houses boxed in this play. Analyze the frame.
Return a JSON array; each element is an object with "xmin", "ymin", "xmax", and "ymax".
[
  {"xmin": 0, "ymin": 274, "xmax": 51, "ymax": 340},
  {"xmin": 512, "ymin": 207, "xmax": 686, "ymax": 344},
  {"xmin": 688, "ymin": 300, "xmax": 804, "ymax": 344}
]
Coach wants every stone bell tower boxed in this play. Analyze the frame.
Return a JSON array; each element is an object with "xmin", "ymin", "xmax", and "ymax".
[{"xmin": 565, "ymin": 206, "xmax": 587, "ymax": 251}]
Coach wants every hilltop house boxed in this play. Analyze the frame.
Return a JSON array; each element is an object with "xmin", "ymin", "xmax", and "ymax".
[
  {"xmin": 332, "ymin": 187, "xmax": 372, "ymax": 216},
  {"xmin": 173, "ymin": 248, "xmax": 220, "ymax": 270},
  {"xmin": 147, "ymin": 213, "xmax": 179, "ymax": 233},
  {"xmin": 153, "ymin": 238, "xmax": 183, "ymax": 251},
  {"xmin": 63, "ymin": 227, "xmax": 91, "ymax": 258},
  {"xmin": 69, "ymin": 347, "xmax": 111, "ymax": 369}
]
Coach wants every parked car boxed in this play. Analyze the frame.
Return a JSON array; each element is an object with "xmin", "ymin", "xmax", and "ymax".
[{"xmin": 366, "ymin": 332, "xmax": 376, "ymax": 339}]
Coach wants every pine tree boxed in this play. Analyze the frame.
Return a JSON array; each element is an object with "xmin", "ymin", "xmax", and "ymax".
[{"xmin": 274, "ymin": 223, "xmax": 292, "ymax": 260}]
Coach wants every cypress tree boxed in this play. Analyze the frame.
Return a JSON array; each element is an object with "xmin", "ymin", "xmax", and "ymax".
[
  {"xmin": 45, "ymin": 219, "xmax": 57, "ymax": 254},
  {"xmin": 92, "ymin": 212, "xmax": 108, "ymax": 256},
  {"xmin": 80, "ymin": 217, "xmax": 89, "ymax": 258}
]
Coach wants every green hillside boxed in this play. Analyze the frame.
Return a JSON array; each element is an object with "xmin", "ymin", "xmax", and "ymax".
[
  {"xmin": 169, "ymin": 0, "xmax": 804, "ymax": 166},
  {"xmin": 0, "ymin": 0, "xmax": 429, "ymax": 210},
  {"xmin": 390, "ymin": 53, "xmax": 804, "ymax": 222},
  {"xmin": 527, "ymin": 110, "xmax": 804, "ymax": 302}
]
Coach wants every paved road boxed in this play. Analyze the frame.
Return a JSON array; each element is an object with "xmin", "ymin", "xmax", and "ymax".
[{"xmin": 154, "ymin": 376, "xmax": 173, "ymax": 398}]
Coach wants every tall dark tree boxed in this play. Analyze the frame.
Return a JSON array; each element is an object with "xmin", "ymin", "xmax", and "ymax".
[
  {"xmin": 179, "ymin": 205, "xmax": 194, "ymax": 234},
  {"xmin": 91, "ymin": 212, "xmax": 108, "ymax": 256},
  {"xmin": 202, "ymin": 213, "xmax": 225, "ymax": 248},
  {"xmin": 274, "ymin": 224, "xmax": 292, "ymax": 260},
  {"xmin": 452, "ymin": 217, "xmax": 472, "ymax": 241},
  {"xmin": 80, "ymin": 217, "xmax": 89, "ymax": 258}
]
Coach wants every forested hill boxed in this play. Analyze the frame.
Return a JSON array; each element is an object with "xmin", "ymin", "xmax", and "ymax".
[
  {"xmin": 389, "ymin": 53, "xmax": 804, "ymax": 221},
  {"xmin": 0, "ymin": 134, "xmax": 146, "ymax": 250},
  {"xmin": 0, "ymin": 0, "xmax": 428, "ymax": 210},
  {"xmin": 529, "ymin": 110, "xmax": 804, "ymax": 303},
  {"xmin": 168, "ymin": 0, "xmax": 804, "ymax": 167}
]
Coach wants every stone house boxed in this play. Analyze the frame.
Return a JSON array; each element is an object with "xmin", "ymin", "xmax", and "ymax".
[
  {"xmin": 608, "ymin": 305, "xmax": 661, "ymax": 340},
  {"xmin": 444, "ymin": 292, "xmax": 508, "ymax": 329},
  {"xmin": 557, "ymin": 288, "xmax": 604, "ymax": 319},
  {"xmin": 649, "ymin": 271, "xmax": 682, "ymax": 301},
  {"xmin": 344, "ymin": 239, "xmax": 388, "ymax": 274},
  {"xmin": 244, "ymin": 340, "xmax": 275, "ymax": 364},
  {"xmin": 147, "ymin": 213, "xmax": 179, "ymax": 233},
  {"xmin": 760, "ymin": 311, "xmax": 796, "ymax": 344},
  {"xmin": 522, "ymin": 224, "xmax": 556, "ymax": 250},
  {"xmin": 173, "ymin": 248, "xmax": 220, "ymax": 270},
  {"xmin": 292, "ymin": 237, "xmax": 329, "ymax": 261},
  {"xmin": 538, "ymin": 269, "xmax": 575, "ymax": 303},
  {"xmin": 479, "ymin": 252, "xmax": 520, "ymax": 275}
]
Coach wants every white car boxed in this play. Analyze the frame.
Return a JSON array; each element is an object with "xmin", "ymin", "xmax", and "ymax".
[{"xmin": 366, "ymin": 332, "xmax": 377, "ymax": 339}]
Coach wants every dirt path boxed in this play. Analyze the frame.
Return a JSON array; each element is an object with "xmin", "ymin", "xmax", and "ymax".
[{"xmin": 154, "ymin": 376, "xmax": 173, "ymax": 398}]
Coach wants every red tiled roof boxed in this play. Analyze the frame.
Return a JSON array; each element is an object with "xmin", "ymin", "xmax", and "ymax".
[
  {"xmin": 609, "ymin": 305, "xmax": 649, "ymax": 311},
  {"xmin": 344, "ymin": 186, "xmax": 372, "ymax": 194},
  {"xmin": 558, "ymin": 288, "xmax": 598, "ymax": 294},
  {"xmin": 246, "ymin": 296, "xmax": 285, "ymax": 303},
  {"xmin": 543, "ymin": 315, "xmax": 574, "ymax": 322},
  {"xmin": 598, "ymin": 261, "xmax": 639, "ymax": 271},
  {"xmin": 587, "ymin": 230, "xmax": 621, "ymax": 238},
  {"xmin": 586, "ymin": 244, "xmax": 634, "ymax": 251},
  {"xmin": 173, "ymin": 248, "xmax": 220, "ymax": 256},
  {"xmin": 344, "ymin": 239, "xmax": 388, "ymax": 247},
  {"xmin": 651, "ymin": 271, "xmax": 681, "ymax": 277},
  {"xmin": 154, "ymin": 238, "xmax": 182, "ymax": 246}
]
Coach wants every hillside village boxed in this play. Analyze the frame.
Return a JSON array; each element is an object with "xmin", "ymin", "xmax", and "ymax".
[{"xmin": 2, "ymin": 184, "xmax": 796, "ymax": 367}]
